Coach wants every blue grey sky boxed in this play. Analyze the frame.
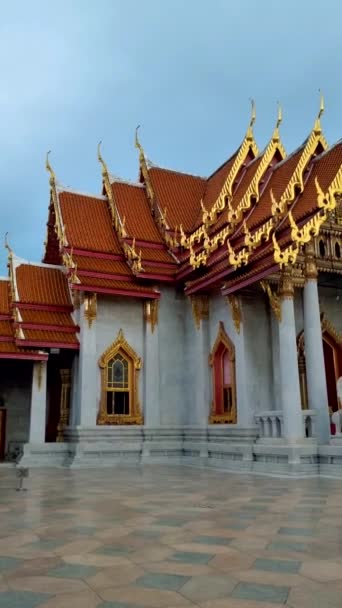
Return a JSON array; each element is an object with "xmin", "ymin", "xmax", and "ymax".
[{"xmin": 0, "ymin": 0, "xmax": 341, "ymax": 273}]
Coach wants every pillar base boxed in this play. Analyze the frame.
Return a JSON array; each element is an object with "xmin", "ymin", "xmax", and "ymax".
[{"xmin": 253, "ymin": 439, "xmax": 319, "ymax": 476}]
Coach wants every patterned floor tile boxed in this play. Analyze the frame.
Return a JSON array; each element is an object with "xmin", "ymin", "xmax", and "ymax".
[
  {"xmin": 267, "ymin": 540, "xmax": 309, "ymax": 553},
  {"xmin": 0, "ymin": 556, "xmax": 21, "ymax": 571},
  {"xmin": 192, "ymin": 535, "xmax": 233, "ymax": 546},
  {"xmin": 135, "ymin": 572, "xmax": 190, "ymax": 591},
  {"xmin": 1, "ymin": 467, "xmax": 342, "ymax": 608},
  {"xmin": 95, "ymin": 544, "xmax": 134, "ymax": 556},
  {"xmin": 179, "ymin": 573, "xmax": 237, "ymax": 601},
  {"xmin": 231, "ymin": 581, "xmax": 290, "ymax": 603},
  {"xmin": 48, "ymin": 564, "xmax": 100, "ymax": 579},
  {"xmin": 278, "ymin": 527, "xmax": 316, "ymax": 537},
  {"xmin": 169, "ymin": 550, "xmax": 215, "ymax": 564},
  {"xmin": 253, "ymin": 557, "xmax": 301, "ymax": 574},
  {"xmin": 0, "ymin": 590, "xmax": 51, "ymax": 608}
]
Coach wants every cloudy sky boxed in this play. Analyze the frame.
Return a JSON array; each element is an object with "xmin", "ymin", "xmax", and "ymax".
[{"xmin": 0, "ymin": 0, "xmax": 341, "ymax": 273}]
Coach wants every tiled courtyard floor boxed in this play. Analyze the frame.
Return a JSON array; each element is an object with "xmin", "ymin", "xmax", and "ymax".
[{"xmin": 0, "ymin": 466, "xmax": 342, "ymax": 607}]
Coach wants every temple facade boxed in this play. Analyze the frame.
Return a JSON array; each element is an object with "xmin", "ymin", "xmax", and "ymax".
[{"xmin": 1, "ymin": 100, "xmax": 342, "ymax": 476}]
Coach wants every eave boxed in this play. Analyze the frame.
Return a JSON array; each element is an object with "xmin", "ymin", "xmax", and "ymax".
[{"xmin": 71, "ymin": 283, "xmax": 161, "ymax": 299}]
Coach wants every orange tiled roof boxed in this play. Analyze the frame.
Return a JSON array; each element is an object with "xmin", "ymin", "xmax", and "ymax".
[
  {"xmin": 140, "ymin": 247, "xmax": 176, "ymax": 263},
  {"xmin": 246, "ymin": 147, "xmax": 305, "ymax": 231},
  {"xmin": 19, "ymin": 310, "xmax": 76, "ymax": 327},
  {"xmin": 73, "ymin": 255, "xmax": 131, "ymax": 276},
  {"xmin": 0, "ymin": 341, "xmax": 47, "ymax": 358},
  {"xmin": 15, "ymin": 264, "xmax": 71, "ymax": 307},
  {"xmin": 0, "ymin": 280, "xmax": 10, "ymax": 315},
  {"xmin": 293, "ymin": 142, "xmax": 342, "ymax": 222},
  {"xmin": 75, "ymin": 275, "xmax": 159, "ymax": 295},
  {"xmin": 0, "ymin": 320, "xmax": 13, "ymax": 337},
  {"xmin": 22, "ymin": 329, "xmax": 78, "ymax": 344},
  {"xmin": 149, "ymin": 167, "xmax": 207, "ymax": 232},
  {"xmin": 59, "ymin": 191, "xmax": 122, "ymax": 254},
  {"xmin": 112, "ymin": 181, "xmax": 163, "ymax": 243},
  {"xmin": 203, "ymin": 155, "xmax": 237, "ymax": 209},
  {"xmin": 212, "ymin": 156, "xmax": 264, "ymax": 232}
]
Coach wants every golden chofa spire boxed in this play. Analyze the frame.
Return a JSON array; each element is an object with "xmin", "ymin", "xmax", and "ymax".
[
  {"xmin": 135, "ymin": 125, "xmax": 145, "ymax": 164},
  {"xmin": 313, "ymin": 90, "xmax": 325, "ymax": 134},
  {"xmin": 46, "ymin": 150, "xmax": 56, "ymax": 187},
  {"xmin": 97, "ymin": 140, "xmax": 110, "ymax": 178},
  {"xmin": 4, "ymin": 231, "xmax": 12, "ymax": 257},
  {"xmin": 271, "ymin": 102, "xmax": 283, "ymax": 142},
  {"xmin": 246, "ymin": 98, "xmax": 256, "ymax": 141},
  {"xmin": 134, "ymin": 125, "xmax": 155, "ymax": 206}
]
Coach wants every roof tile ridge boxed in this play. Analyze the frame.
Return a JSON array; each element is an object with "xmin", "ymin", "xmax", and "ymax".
[
  {"xmin": 109, "ymin": 175, "xmax": 145, "ymax": 188},
  {"xmin": 98, "ymin": 143, "xmax": 144, "ymax": 275},
  {"xmin": 56, "ymin": 184, "xmax": 107, "ymax": 200},
  {"xmin": 183, "ymin": 106, "xmax": 286, "ymax": 270},
  {"xmin": 231, "ymin": 101, "xmax": 331, "ymax": 267},
  {"xmin": 184, "ymin": 105, "xmax": 260, "ymax": 253},
  {"xmin": 45, "ymin": 154, "xmax": 68, "ymax": 250},
  {"xmin": 149, "ymin": 164, "xmax": 206, "ymax": 180},
  {"xmin": 0, "ymin": 277, "xmax": 9, "ymax": 281}
]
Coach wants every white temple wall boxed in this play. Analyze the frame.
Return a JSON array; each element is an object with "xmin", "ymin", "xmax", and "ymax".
[
  {"xmin": 96, "ymin": 295, "xmax": 144, "ymax": 418},
  {"xmin": 318, "ymin": 285, "xmax": 342, "ymax": 332},
  {"xmin": 184, "ymin": 296, "xmax": 210, "ymax": 425},
  {"xmin": 0, "ymin": 360, "xmax": 32, "ymax": 457},
  {"xmin": 241, "ymin": 296, "xmax": 273, "ymax": 414},
  {"xmin": 158, "ymin": 287, "xmax": 187, "ymax": 425}
]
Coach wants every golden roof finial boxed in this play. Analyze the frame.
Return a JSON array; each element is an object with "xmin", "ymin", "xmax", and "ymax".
[
  {"xmin": 97, "ymin": 141, "xmax": 109, "ymax": 177},
  {"xmin": 135, "ymin": 125, "xmax": 145, "ymax": 162},
  {"xmin": 246, "ymin": 98, "xmax": 256, "ymax": 139},
  {"xmin": 276, "ymin": 102, "xmax": 282, "ymax": 129},
  {"xmin": 4, "ymin": 232, "xmax": 12, "ymax": 256},
  {"xmin": 46, "ymin": 150, "xmax": 56, "ymax": 186},
  {"xmin": 272, "ymin": 102, "xmax": 282, "ymax": 141},
  {"xmin": 314, "ymin": 90, "xmax": 325, "ymax": 133}
]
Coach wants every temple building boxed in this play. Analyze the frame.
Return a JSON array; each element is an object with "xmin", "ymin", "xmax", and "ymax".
[{"xmin": 1, "ymin": 98, "xmax": 342, "ymax": 476}]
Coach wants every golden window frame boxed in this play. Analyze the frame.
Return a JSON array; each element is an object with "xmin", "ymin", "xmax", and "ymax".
[
  {"xmin": 209, "ymin": 321, "xmax": 237, "ymax": 424},
  {"xmin": 97, "ymin": 329, "xmax": 143, "ymax": 425}
]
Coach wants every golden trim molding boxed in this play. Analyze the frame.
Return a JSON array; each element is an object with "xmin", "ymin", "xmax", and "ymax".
[
  {"xmin": 190, "ymin": 295, "xmax": 209, "ymax": 330},
  {"xmin": 209, "ymin": 321, "xmax": 237, "ymax": 424},
  {"xmin": 260, "ymin": 280, "xmax": 281, "ymax": 322},
  {"xmin": 98, "ymin": 329, "xmax": 143, "ymax": 425},
  {"xmin": 84, "ymin": 293, "xmax": 97, "ymax": 328},
  {"xmin": 143, "ymin": 299, "xmax": 159, "ymax": 333},
  {"xmin": 226, "ymin": 295, "xmax": 242, "ymax": 333},
  {"xmin": 57, "ymin": 369, "xmax": 72, "ymax": 442}
]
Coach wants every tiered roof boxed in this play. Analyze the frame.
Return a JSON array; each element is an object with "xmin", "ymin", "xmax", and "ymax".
[
  {"xmin": 2, "ymin": 97, "xmax": 342, "ymax": 362},
  {"xmin": 0, "ymin": 252, "xmax": 78, "ymax": 358}
]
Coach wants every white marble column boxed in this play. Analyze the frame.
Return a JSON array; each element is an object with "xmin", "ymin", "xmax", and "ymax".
[
  {"xmin": 278, "ymin": 271, "xmax": 303, "ymax": 442},
  {"xmin": 235, "ymin": 320, "xmax": 254, "ymax": 426},
  {"xmin": 193, "ymin": 316, "xmax": 211, "ymax": 426},
  {"xmin": 143, "ymin": 301, "xmax": 161, "ymax": 426},
  {"xmin": 303, "ymin": 243, "xmax": 330, "ymax": 443},
  {"xmin": 29, "ymin": 360, "xmax": 47, "ymax": 443},
  {"xmin": 78, "ymin": 294, "xmax": 98, "ymax": 427},
  {"xmin": 69, "ymin": 355, "xmax": 79, "ymax": 427}
]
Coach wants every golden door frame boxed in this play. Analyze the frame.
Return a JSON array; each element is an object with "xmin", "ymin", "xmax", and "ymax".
[
  {"xmin": 97, "ymin": 329, "xmax": 143, "ymax": 425},
  {"xmin": 297, "ymin": 313, "xmax": 342, "ymax": 410},
  {"xmin": 209, "ymin": 321, "xmax": 237, "ymax": 424}
]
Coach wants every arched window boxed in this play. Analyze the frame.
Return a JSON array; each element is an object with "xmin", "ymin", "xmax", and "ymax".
[
  {"xmin": 209, "ymin": 322, "xmax": 237, "ymax": 424},
  {"xmin": 98, "ymin": 329, "xmax": 143, "ymax": 425}
]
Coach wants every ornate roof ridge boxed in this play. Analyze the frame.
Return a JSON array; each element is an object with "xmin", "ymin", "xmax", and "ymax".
[
  {"xmin": 109, "ymin": 175, "xmax": 145, "ymax": 188},
  {"xmin": 148, "ymin": 163, "xmax": 206, "ymax": 180},
  {"xmin": 56, "ymin": 185, "xmax": 107, "ymax": 200},
  {"xmin": 12, "ymin": 255, "xmax": 66, "ymax": 272}
]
